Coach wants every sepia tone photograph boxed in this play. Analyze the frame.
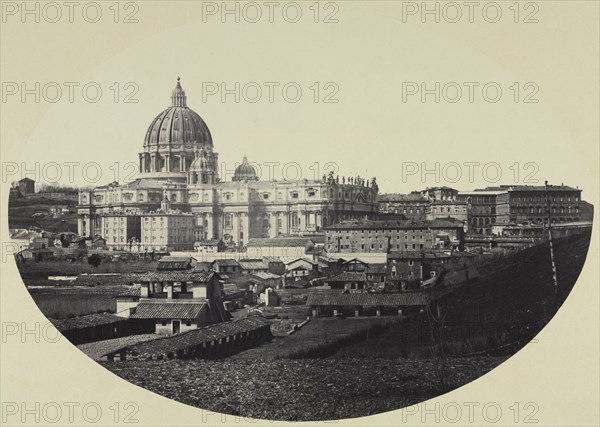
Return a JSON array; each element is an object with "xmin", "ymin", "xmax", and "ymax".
[{"xmin": 1, "ymin": 1, "xmax": 598, "ymax": 426}]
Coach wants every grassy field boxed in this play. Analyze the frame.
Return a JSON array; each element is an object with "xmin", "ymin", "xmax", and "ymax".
[
  {"xmin": 232, "ymin": 317, "xmax": 401, "ymax": 360},
  {"xmin": 333, "ymin": 230, "xmax": 593, "ymax": 359},
  {"xmin": 102, "ymin": 357, "xmax": 505, "ymax": 421},
  {"xmin": 31, "ymin": 293, "xmax": 116, "ymax": 319},
  {"xmin": 18, "ymin": 260, "xmax": 159, "ymax": 280},
  {"xmin": 9, "ymin": 195, "xmax": 78, "ymax": 232}
]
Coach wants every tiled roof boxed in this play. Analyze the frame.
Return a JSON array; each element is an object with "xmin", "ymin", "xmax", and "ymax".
[
  {"xmin": 326, "ymin": 271, "xmax": 367, "ymax": 283},
  {"xmin": 212, "ymin": 259, "xmax": 240, "ymax": 267},
  {"xmin": 136, "ymin": 271, "xmax": 217, "ymax": 283},
  {"xmin": 325, "ymin": 218, "xmax": 463, "ymax": 230},
  {"xmin": 239, "ymin": 261, "xmax": 269, "ymax": 270},
  {"xmin": 430, "ymin": 200, "xmax": 467, "ymax": 205},
  {"xmin": 378, "ymin": 193, "xmax": 429, "ymax": 202},
  {"xmin": 159, "ymin": 256, "xmax": 196, "ymax": 262},
  {"xmin": 387, "ymin": 251, "xmax": 460, "ymax": 260},
  {"xmin": 157, "ymin": 260, "xmax": 191, "ymax": 270},
  {"xmin": 478, "ymin": 185, "xmax": 580, "ymax": 193},
  {"xmin": 108, "ymin": 317, "xmax": 271, "ymax": 358},
  {"xmin": 253, "ymin": 271, "xmax": 280, "ymax": 280},
  {"xmin": 306, "ymin": 292, "xmax": 430, "ymax": 307},
  {"xmin": 130, "ymin": 300, "xmax": 207, "ymax": 319},
  {"xmin": 51, "ymin": 313, "xmax": 124, "ymax": 331},
  {"xmin": 246, "ymin": 237, "xmax": 314, "ymax": 247},
  {"xmin": 195, "ymin": 240, "xmax": 220, "ymax": 246}
]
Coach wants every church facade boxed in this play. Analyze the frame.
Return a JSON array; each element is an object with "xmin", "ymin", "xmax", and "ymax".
[{"xmin": 77, "ymin": 79, "xmax": 379, "ymax": 251}]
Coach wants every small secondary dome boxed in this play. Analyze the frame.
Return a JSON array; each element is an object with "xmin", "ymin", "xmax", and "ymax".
[{"xmin": 233, "ymin": 156, "xmax": 258, "ymax": 182}]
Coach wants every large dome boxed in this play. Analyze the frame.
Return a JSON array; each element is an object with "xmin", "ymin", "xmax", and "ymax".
[
  {"xmin": 143, "ymin": 78, "xmax": 212, "ymax": 148},
  {"xmin": 138, "ymin": 78, "xmax": 217, "ymax": 180}
]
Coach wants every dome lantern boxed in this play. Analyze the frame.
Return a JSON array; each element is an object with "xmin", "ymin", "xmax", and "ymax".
[{"xmin": 171, "ymin": 76, "xmax": 187, "ymax": 107}]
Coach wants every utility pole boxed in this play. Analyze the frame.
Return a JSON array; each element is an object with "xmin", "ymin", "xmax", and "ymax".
[{"xmin": 544, "ymin": 180, "xmax": 559, "ymax": 302}]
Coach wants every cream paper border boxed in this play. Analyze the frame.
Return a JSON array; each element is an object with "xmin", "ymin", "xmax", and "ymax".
[{"xmin": 1, "ymin": 1, "xmax": 598, "ymax": 426}]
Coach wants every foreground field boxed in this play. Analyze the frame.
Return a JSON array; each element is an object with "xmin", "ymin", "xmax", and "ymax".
[
  {"xmin": 102, "ymin": 357, "xmax": 505, "ymax": 421},
  {"xmin": 31, "ymin": 293, "xmax": 116, "ymax": 319},
  {"xmin": 232, "ymin": 317, "xmax": 400, "ymax": 359}
]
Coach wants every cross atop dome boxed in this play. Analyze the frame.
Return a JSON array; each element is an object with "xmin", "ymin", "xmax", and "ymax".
[{"xmin": 171, "ymin": 76, "xmax": 187, "ymax": 107}]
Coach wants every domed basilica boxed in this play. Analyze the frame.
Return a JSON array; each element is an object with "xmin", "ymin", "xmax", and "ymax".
[{"xmin": 77, "ymin": 79, "xmax": 379, "ymax": 251}]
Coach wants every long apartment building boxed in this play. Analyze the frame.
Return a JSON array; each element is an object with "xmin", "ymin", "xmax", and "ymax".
[{"xmin": 324, "ymin": 218, "xmax": 465, "ymax": 253}]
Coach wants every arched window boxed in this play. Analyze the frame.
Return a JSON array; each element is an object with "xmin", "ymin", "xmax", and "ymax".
[{"xmin": 224, "ymin": 214, "xmax": 232, "ymax": 228}]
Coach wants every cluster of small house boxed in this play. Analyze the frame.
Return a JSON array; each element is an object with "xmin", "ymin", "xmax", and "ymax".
[{"xmin": 10, "ymin": 228, "xmax": 108, "ymax": 261}]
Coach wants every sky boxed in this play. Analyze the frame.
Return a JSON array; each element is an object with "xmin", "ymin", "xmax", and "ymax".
[{"xmin": 1, "ymin": 1, "xmax": 598, "ymax": 201}]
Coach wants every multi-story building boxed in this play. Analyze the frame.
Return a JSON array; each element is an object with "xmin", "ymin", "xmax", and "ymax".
[
  {"xmin": 117, "ymin": 270, "xmax": 228, "ymax": 335},
  {"xmin": 100, "ymin": 209, "xmax": 194, "ymax": 252},
  {"xmin": 457, "ymin": 190, "xmax": 506, "ymax": 235},
  {"xmin": 427, "ymin": 200, "xmax": 469, "ymax": 226},
  {"xmin": 78, "ymin": 78, "xmax": 379, "ymax": 248},
  {"xmin": 419, "ymin": 186, "xmax": 459, "ymax": 201},
  {"xmin": 493, "ymin": 185, "xmax": 582, "ymax": 225},
  {"xmin": 100, "ymin": 213, "xmax": 142, "ymax": 251},
  {"xmin": 380, "ymin": 187, "xmax": 469, "ymax": 230},
  {"xmin": 459, "ymin": 185, "xmax": 584, "ymax": 235},
  {"xmin": 377, "ymin": 193, "xmax": 429, "ymax": 219},
  {"xmin": 324, "ymin": 218, "xmax": 464, "ymax": 253}
]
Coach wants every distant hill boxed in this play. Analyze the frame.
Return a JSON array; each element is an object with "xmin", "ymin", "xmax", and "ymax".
[
  {"xmin": 580, "ymin": 200, "xmax": 594, "ymax": 222},
  {"xmin": 9, "ymin": 195, "xmax": 78, "ymax": 233}
]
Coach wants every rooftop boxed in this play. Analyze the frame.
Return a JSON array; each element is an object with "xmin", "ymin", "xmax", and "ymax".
[
  {"xmin": 306, "ymin": 292, "xmax": 430, "ymax": 307},
  {"xmin": 106, "ymin": 317, "xmax": 271, "ymax": 358},
  {"xmin": 246, "ymin": 237, "xmax": 315, "ymax": 248},
  {"xmin": 378, "ymin": 193, "xmax": 429, "ymax": 202},
  {"xmin": 136, "ymin": 271, "xmax": 217, "ymax": 283},
  {"xmin": 130, "ymin": 300, "xmax": 208, "ymax": 320},
  {"xmin": 325, "ymin": 218, "xmax": 464, "ymax": 230}
]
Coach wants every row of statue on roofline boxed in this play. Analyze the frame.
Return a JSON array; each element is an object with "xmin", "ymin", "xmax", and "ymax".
[{"xmin": 321, "ymin": 171, "xmax": 378, "ymax": 192}]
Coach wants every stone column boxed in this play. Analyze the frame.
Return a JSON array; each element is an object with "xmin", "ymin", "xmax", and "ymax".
[
  {"xmin": 282, "ymin": 209, "xmax": 289, "ymax": 234},
  {"xmin": 165, "ymin": 154, "xmax": 171, "ymax": 172},
  {"xmin": 241, "ymin": 213, "xmax": 249, "ymax": 244},
  {"xmin": 269, "ymin": 213, "xmax": 277, "ymax": 238},
  {"xmin": 232, "ymin": 213, "xmax": 240, "ymax": 245},
  {"xmin": 150, "ymin": 154, "xmax": 156, "ymax": 172},
  {"xmin": 206, "ymin": 213, "xmax": 214, "ymax": 240}
]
